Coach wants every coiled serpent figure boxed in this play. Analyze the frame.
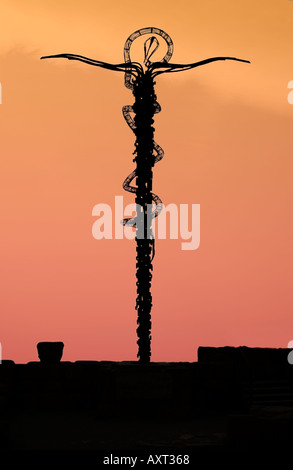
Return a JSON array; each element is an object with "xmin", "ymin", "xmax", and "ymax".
[{"xmin": 121, "ymin": 27, "xmax": 174, "ymax": 236}]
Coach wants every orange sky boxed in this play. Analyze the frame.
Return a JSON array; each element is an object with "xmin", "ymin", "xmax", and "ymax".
[{"xmin": 1, "ymin": 0, "xmax": 293, "ymax": 363}]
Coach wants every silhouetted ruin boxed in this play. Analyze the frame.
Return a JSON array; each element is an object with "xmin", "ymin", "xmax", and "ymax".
[{"xmin": 0, "ymin": 344, "xmax": 293, "ymax": 458}]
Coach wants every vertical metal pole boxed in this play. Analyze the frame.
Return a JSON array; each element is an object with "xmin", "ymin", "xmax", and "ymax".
[{"xmin": 133, "ymin": 72, "xmax": 156, "ymax": 363}]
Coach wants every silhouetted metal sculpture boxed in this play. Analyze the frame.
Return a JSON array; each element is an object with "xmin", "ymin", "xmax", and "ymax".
[{"xmin": 41, "ymin": 27, "xmax": 250, "ymax": 363}]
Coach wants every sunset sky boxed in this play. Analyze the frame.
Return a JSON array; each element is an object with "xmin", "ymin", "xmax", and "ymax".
[{"xmin": 1, "ymin": 0, "xmax": 293, "ymax": 363}]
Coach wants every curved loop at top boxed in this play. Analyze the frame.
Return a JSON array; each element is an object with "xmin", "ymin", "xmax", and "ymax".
[{"xmin": 123, "ymin": 27, "xmax": 174, "ymax": 89}]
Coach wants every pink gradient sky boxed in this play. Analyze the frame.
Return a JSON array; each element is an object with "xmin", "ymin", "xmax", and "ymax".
[{"xmin": 1, "ymin": 0, "xmax": 293, "ymax": 363}]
